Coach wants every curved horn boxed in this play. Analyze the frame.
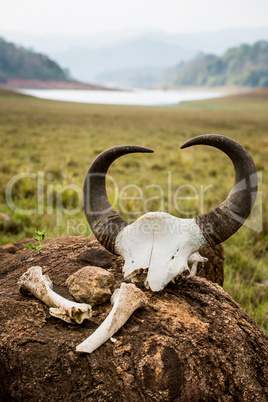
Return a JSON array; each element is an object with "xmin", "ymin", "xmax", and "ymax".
[
  {"xmin": 181, "ymin": 134, "xmax": 258, "ymax": 246},
  {"xmin": 84, "ymin": 145, "xmax": 154, "ymax": 253}
]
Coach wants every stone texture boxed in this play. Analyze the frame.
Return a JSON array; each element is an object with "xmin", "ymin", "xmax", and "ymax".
[
  {"xmin": 0, "ymin": 243, "xmax": 17, "ymax": 254},
  {"xmin": 198, "ymin": 243, "xmax": 224, "ymax": 285},
  {"xmin": 66, "ymin": 266, "xmax": 114, "ymax": 306},
  {"xmin": 76, "ymin": 247, "xmax": 115, "ymax": 268}
]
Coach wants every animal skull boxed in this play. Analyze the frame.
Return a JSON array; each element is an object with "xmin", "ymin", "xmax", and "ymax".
[
  {"xmin": 83, "ymin": 135, "xmax": 257, "ymax": 292},
  {"xmin": 115, "ymin": 212, "xmax": 208, "ymax": 291}
]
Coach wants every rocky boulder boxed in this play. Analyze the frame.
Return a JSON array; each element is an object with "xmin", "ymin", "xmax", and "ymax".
[{"xmin": 0, "ymin": 236, "xmax": 267, "ymax": 401}]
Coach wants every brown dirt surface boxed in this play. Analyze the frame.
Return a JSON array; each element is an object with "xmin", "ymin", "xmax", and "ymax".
[
  {"xmin": 252, "ymin": 87, "xmax": 268, "ymax": 95},
  {"xmin": 0, "ymin": 236, "xmax": 267, "ymax": 401}
]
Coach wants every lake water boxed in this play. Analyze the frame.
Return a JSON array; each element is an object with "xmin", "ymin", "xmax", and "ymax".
[{"xmin": 19, "ymin": 88, "xmax": 225, "ymax": 106}]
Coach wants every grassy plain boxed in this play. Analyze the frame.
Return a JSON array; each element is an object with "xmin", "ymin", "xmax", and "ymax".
[{"xmin": 0, "ymin": 88, "xmax": 267, "ymax": 332}]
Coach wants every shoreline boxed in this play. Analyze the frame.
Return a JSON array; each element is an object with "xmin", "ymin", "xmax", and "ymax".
[
  {"xmin": 4, "ymin": 78, "xmax": 115, "ymax": 91},
  {"xmin": 146, "ymin": 85, "xmax": 254, "ymax": 95},
  {"xmin": 3, "ymin": 78, "xmax": 255, "ymax": 95}
]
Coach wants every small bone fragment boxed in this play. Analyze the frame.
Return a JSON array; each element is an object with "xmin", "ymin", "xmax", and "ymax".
[
  {"xmin": 188, "ymin": 252, "xmax": 208, "ymax": 277},
  {"xmin": 76, "ymin": 282, "xmax": 147, "ymax": 353},
  {"xmin": 18, "ymin": 266, "xmax": 92, "ymax": 324},
  {"xmin": 65, "ymin": 266, "xmax": 114, "ymax": 306}
]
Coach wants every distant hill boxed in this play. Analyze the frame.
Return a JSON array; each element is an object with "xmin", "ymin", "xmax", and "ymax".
[
  {"xmin": 1, "ymin": 26, "xmax": 268, "ymax": 84},
  {"xmin": 172, "ymin": 41, "xmax": 268, "ymax": 87},
  {"xmin": 57, "ymin": 36, "xmax": 195, "ymax": 84},
  {"xmin": 0, "ymin": 37, "xmax": 68, "ymax": 83},
  {"xmin": 1, "ymin": 36, "xmax": 267, "ymax": 89},
  {"xmin": 95, "ymin": 66, "xmax": 163, "ymax": 88},
  {"xmin": 94, "ymin": 41, "xmax": 268, "ymax": 88},
  {"xmin": 0, "ymin": 37, "xmax": 111, "ymax": 90}
]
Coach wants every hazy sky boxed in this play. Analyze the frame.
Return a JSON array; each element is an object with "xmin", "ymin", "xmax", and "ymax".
[{"xmin": 1, "ymin": 0, "xmax": 268, "ymax": 35}]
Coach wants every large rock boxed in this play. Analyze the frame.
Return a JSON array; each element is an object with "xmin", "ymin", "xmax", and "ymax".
[
  {"xmin": 0, "ymin": 236, "xmax": 267, "ymax": 401},
  {"xmin": 198, "ymin": 244, "xmax": 224, "ymax": 285},
  {"xmin": 76, "ymin": 247, "xmax": 116, "ymax": 269}
]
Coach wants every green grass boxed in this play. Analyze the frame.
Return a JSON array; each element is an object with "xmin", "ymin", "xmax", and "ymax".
[{"xmin": 0, "ymin": 88, "xmax": 267, "ymax": 332}]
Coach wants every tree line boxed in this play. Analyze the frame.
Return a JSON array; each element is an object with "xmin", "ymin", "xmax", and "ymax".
[
  {"xmin": 172, "ymin": 41, "xmax": 268, "ymax": 87},
  {"xmin": 0, "ymin": 38, "xmax": 68, "ymax": 83}
]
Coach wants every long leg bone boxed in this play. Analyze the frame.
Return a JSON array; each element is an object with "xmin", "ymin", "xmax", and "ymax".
[
  {"xmin": 76, "ymin": 282, "xmax": 147, "ymax": 353},
  {"xmin": 18, "ymin": 266, "xmax": 92, "ymax": 324}
]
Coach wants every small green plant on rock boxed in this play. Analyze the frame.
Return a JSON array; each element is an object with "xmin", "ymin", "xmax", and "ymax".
[{"xmin": 25, "ymin": 229, "xmax": 47, "ymax": 251}]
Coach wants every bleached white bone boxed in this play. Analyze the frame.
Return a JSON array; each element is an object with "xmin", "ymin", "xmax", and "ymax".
[
  {"xmin": 76, "ymin": 282, "xmax": 147, "ymax": 353},
  {"xmin": 18, "ymin": 266, "xmax": 92, "ymax": 324},
  {"xmin": 188, "ymin": 251, "xmax": 208, "ymax": 277},
  {"xmin": 115, "ymin": 212, "xmax": 208, "ymax": 292}
]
